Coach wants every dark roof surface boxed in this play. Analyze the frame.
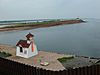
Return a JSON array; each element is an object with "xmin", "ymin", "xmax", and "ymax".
[
  {"xmin": 16, "ymin": 40, "xmax": 31, "ymax": 48},
  {"xmin": 26, "ymin": 33, "xmax": 34, "ymax": 39}
]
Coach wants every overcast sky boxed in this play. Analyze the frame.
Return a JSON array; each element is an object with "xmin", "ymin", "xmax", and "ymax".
[{"xmin": 0, "ymin": 0, "xmax": 100, "ymax": 20}]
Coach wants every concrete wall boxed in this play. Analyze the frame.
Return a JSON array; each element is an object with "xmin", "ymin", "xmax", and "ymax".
[
  {"xmin": 16, "ymin": 47, "xmax": 28, "ymax": 58},
  {"xmin": 28, "ymin": 44, "xmax": 38, "ymax": 58}
]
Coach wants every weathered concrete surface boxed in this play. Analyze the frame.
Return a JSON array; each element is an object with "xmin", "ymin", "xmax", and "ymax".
[{"xmin": 0, "ymin": 44, "xmax": 68, "ymax": 71}]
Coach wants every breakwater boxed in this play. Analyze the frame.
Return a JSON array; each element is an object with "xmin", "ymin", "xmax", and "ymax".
[
  {"xmin": 0, "ymin": 57, "xmax": 100, "ymax": 75},
  {"xmin": 0, "ymin": 19, "xmax": 85, "ymax": 31}
]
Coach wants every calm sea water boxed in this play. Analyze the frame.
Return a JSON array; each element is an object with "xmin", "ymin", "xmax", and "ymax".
[{"xmin": 0, "ymin": 19, "xmax": 100, "ymax": 57}]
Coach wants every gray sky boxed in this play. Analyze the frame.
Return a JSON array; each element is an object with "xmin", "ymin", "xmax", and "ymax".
[{"xmin": 0, "ymin": 0, "xmax": 100, "ymax": 20}]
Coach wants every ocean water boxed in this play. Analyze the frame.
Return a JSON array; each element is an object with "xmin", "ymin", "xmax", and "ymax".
[{"xmin": 0, "ymin": 19, "xmax": 100, "ymax": 57}]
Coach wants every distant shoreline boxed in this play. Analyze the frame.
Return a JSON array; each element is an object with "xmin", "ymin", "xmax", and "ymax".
[{"xmin": 0, "ymin": 19, "xmax": 85, "ymax": 32}]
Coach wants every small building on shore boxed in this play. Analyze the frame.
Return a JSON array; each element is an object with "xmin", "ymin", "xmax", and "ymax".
[{"xmin": 16, "ymin": 33, "xmax": 38, "ymax": 58}]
